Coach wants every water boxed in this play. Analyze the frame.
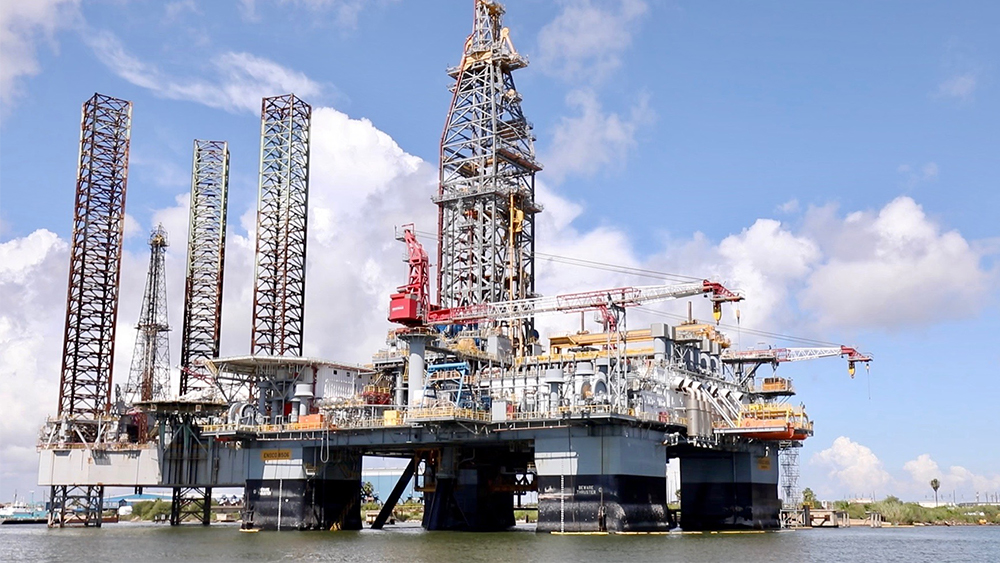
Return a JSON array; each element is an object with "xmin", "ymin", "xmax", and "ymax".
[{"xmin": 2, "ymin": 523, "xmax": 997, "ymax": 563}]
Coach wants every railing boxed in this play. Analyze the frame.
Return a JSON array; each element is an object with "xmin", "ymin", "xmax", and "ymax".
[
  {"xmin": 406, "ymin": 407, "xmax": 490, "ymax": 422},
  {"xmin": 198, "ymin": 405, "xmax": 691, "ymax": 436}
]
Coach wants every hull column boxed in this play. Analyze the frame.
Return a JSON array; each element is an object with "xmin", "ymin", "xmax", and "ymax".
[
  {"xmin": 679, "ymin": 448, "xmax": 780, "ymax": 530},
  {"xmin": 421, "ymin": 446, "xmax": 525, "ymax": 531},
  {"xmin": 535, "ymin": 427, "xmax": 671, "ymax": 532},
  {"xmin": 244, "ymin": 447, "xmax": 361, "ymax": 530}
]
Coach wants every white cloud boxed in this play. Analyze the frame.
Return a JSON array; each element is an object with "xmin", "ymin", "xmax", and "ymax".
[
  {"xmin": 238, "ymin": 0, "xmax": 380, "ymax": 27},
  {"xmin": 0, "ymin": 0, "xmax": 80, "ymax": 107},
  {"xmin": 801, "ymin": 196, "xmax": 990, "ymax": 329},
  {"xmin": 544, "ymin": 89, "xmax": 654, "ymax": 183},
  {"xmin": 904, "ymin": 454, "xmax": 1000, "ymax": 499},
  {"xmin": 85, "ymin": 31, "xmax": 322, "ymax": 114},
  {"xmin": 0, "ymin": 230, "xmax": 69, "ymax": 495},
  {"xmin": 936, "ymin": 73, "xmax": 977, "ymax": 101},
  {"xmin": 164, "ymin": 0, "xmax": 199, "ymax": 21},
  {"xmin": 810, "ymin": 438, "xmax": 1000, "ymax": 501},
  {"xmin": 537, "ymin": 0, "xmax": 648, "ymax": 83},
  {"xmin": 897, "ymin": 162, "xmax": 939, "ymax": 188},
  {"xmin": 812, "ymin": 436, "xmax": 893, "ymax": 496},
  {"xmin": 777, "ymin": 199, "xmax": 800, "ymax": 214}
]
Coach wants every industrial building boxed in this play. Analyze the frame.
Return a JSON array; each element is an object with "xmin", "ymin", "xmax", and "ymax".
[{"xmin": 36, "ymin": 0, "xmax": 870, "ymax": 533}]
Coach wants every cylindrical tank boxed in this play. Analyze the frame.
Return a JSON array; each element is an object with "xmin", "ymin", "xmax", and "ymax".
[
  {"xmin": 685, "ymin": 394, "xmax": 700, "ymax": 437},
  {"xmin": 544, "ymin": 368, "xmax": 564, "ymax": 384},
  {"xmin": 574, "ymin": 362, "xmax": 595, "ymax": 402},
  {"xmin": 294, "ymin": 382, "xmax": 313, "ymax": 417}
]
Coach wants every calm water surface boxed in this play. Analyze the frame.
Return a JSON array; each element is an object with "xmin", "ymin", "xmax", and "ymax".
[{"xmin": 2, "ymin": 522, "xmax": 996, "ymax": 563}]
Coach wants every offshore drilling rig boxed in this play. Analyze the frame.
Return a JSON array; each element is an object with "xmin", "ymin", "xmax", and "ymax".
[{"xmin": 37, "ymin": 1, "xmax": 871, "ymax": 533}]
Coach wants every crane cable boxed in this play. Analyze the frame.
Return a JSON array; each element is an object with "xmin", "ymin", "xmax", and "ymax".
[{"xmin": 406, "ymin": 227, "xmax": 841, "ymax": 348}]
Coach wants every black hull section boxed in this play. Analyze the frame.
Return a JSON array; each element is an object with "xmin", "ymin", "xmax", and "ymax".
[
  {"xmin": 679, "ymin": 449, "xmax": 780, "ymax": 530},
  {"xmin": 244, "ymin": 479, "xmax": 361, "ymax": 531},
  {"xmin": 422, "ymin": 474, "xmax": 516, "ymax": 531},
  {"xmin": 680, "ymin": 482, "xmax": 780, "ymax": 530},
  {"xmin": 536, "ymin": 474, "xmax": 672, "ymax": 532}
]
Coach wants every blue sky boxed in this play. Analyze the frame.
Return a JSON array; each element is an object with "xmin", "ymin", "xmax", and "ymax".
[{"xmin": 1, "ymin": 0, "xmax": 998, "ymax": 504}]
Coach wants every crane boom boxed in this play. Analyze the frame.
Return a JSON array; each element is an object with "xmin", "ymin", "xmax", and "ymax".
[
  {"xmin": 721, "ymin": 345, "xmax": 872, "ymax": 377},
  {"xmin": 722, "ymin": 346, "xmax": 871, "ymax": 363},
  {"xmin": 426, "ymin": 280, "xmax": 742, "ymax": 325}
]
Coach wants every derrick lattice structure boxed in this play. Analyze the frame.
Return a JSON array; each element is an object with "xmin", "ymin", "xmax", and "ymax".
[
  {"xmin": 180, "ymin": 140, "xmax": 230, "ymax": 396},
  {"xmin": 251, "ymin": 94, "xmax": 311, "ymax": 357},
  {"xmin": 435, "ymin": 0, "xmax": 542, "ymax": 341},
  {"xmin": 56, "ymin": 93, "xmax": 132, "ymax": 441},
  {"xmin": 123, "ymin": 225, "xmax": 171, "ymax": 406}
]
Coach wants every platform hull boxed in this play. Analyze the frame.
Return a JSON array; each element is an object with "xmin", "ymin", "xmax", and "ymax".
[
  {"xmin": 534, "ymin": 429, "xmax": 672, "ymax": 532},
  {"xmin": 679, "ymin": 449, "xmax": 780, "ymax": 530}
]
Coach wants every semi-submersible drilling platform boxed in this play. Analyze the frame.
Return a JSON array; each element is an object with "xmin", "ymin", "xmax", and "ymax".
[{"xmin": 37, "ymin": 0, "xmax": 871, "ymax": 533}]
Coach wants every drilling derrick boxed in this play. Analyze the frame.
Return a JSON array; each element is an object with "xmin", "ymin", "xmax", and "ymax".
[
  {"xmin": 435, "ymin": 0, "xmax": 541, "ymax": 342},
  {"xmin": 251, "ymin": 94, "xmax": 311, "ymax": 357},
  {"xmin": 122, "ymin": 224, "xmax": 171, "ymax": 407},
  {"xmin": 180, "ymin": 140, "xmax": 230, "ymax": 396},
  {"xmin": 56, "ymin": 93, "xmax": 132, "ymax": 441}
]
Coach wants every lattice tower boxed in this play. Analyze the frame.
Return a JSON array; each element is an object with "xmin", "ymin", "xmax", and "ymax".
[
  {"xmin": 435, "ymin": 0, "xmax": 542, "ymax": 342},
  {"xmin": 123, "ymin": 225, "xmax": 171, "ymax": 405},
  {"xmin": 180, "ymin": 140, "xmax": 229, "ymax": 395},
  {"xmin": 251, "ymin": 94, "xmax": 311, "ymax": 356},
  {"xmin": 779, "ymin": 442, "xmax": 801, "ymax": 507},
  {"xmin": 56, "ymin": 93, "xmax": 132, "ymax": 441}
]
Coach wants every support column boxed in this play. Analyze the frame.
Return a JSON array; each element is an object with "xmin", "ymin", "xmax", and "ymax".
[
  {"xmin": 402, "ymin": 334, "xmax": 426, "ymax": 409},
  {"xmin": 170, "ymin": 486, "xmax": 212, "ymax": 525},
  {"xmin": 243, "ymin": 446, "xmax": 361, "ymax": 531},
  {"xmin": 48, "ymin": 485, "xmax": 105, "ymax": 528},
  {"xmin": 421, "ymin": 447, "xmax": 525, "ymax": 531},
  {"xmin": 535, "ymin": 426, "xmax": 670, "ymax": 532},
  {"xmin": 679, "ymin": 447, "xmax": 780, "ymax": 530}
]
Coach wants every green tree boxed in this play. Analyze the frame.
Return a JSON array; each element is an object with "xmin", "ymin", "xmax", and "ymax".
[
  {"xmin": 802, "ymin": 488, "xmax": 817, "ymax": 506},
  {"xmin": 361, "ymin": 481, "xmax": 377, "ymax": 503},
  {"xmin": 930, "ymin": 479, "xmax": 940, "ymax": 507}
]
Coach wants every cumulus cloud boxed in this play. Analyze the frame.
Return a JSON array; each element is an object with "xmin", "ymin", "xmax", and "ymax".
[
  {"xmin": 0, "ymin": 230, "xmax": 70, "ymax": 493},
  {"xmin": 544, "ymin": 89, "xmax": 654, "ymax": 183},
  {"xmin": 801, "ymin": 196, "xmax": 990, "ymax": 329},
  {"xmin": 811, "ymin": 437, "xmax": 1000, "ymax": 501},
  {"xmin": 0, "ymin": 0, "xmax": 80, "ymax": 107},
  {"xmin": 812, "ymin": 436, "xmax": 893, "ymax": 496},
  {"xmin": 536, "ymin": 0, "xmax": 648, "ymax": 83},
  {"xmin": 85, "ymin": 30, "xmax": 322, "ymax": 114}
]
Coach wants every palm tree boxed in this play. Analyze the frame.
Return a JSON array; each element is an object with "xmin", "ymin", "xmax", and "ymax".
[{"xmin": 930, "ymin": 479, "xmax": 940, "ymax": 507}]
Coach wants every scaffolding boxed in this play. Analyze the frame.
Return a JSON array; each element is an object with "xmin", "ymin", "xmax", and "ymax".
[
  {"xmin": 180, "ymin": 140, "xmax": 230, "ymax": 396},
  {"xmin": 435, "ymin": 0, "xmax": 542, "ymax": 346},
  {"xmin": 251, "ymin": 94, "xmax": 311, "ymax": 357},
  {"xmin": 780, "ymin": 441, "xmax": 802, "ymax": 507}
]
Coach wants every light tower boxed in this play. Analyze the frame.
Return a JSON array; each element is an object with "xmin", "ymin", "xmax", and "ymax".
[
  {"xmin": 122, "ymin": 224, "xmax": 171, "ymax": 406},
  {"xmin": 435, "ymin": 0, "xmax": 542, "ymax": 342},
  {"xmin": 251, "ymin": 94, "xmax": 311, "ymax": 357},
  {"xmin": 180, "ymin": 140, "xmax": 229, "ymax": 396},
  {"xmin": 51, "ymin": 93, "xmax": 131, "ymax": 527}
]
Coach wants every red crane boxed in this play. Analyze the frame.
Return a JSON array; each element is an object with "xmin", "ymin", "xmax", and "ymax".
[{"xmin": 388, "ymin": 226, "xmax": 743, "ymax": 329}]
